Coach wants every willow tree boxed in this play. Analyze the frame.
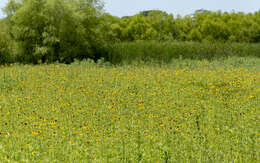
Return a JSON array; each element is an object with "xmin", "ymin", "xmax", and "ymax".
[{"xmin": 4, "ymin": 0, "xmax": 104, "ymax": 63}]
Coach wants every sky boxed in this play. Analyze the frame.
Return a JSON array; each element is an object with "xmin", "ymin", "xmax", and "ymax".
[{"xmin": 0, "ymin": 0, "xmax": 259, "ymax": 18}]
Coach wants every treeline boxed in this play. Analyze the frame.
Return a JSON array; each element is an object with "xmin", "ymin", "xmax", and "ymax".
[
  {"xmin": 0, "ymin": 0, "xmax": 260, "ymax": 64},
  {"xmin": 102, "ymin": 9, "xmax": 260, "ymax": 43}
]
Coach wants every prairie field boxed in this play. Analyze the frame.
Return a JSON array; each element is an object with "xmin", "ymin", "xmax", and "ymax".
[{"xmin": 0, "ymin": 57, "xmax": 259, "ymax": 162}]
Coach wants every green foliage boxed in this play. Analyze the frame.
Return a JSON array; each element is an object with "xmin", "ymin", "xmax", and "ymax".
[
  {"xmin": 98, "ymin": 13, "xmax": 122, "ymax": 42},
  {"xmin": 4, "ymin": 0, "xmax": 103, "ymax": 64},
  {"xmin": 0, "ymin": 20, "xmax": 13, "ymax": 64},
  {"xmin": 104, "ymin": 41, "xmax": 260, "ymax": 64},
  {"xmin": 1, "ymin": 1, "xmax": 260, "ymax": 65},
  {"xmin": 108, "ymin": 11, "xmax": 176, "ymax": 41},
  {"xmin": 102, "ymin": 10, "xmax": 260, "ymax": 43}
]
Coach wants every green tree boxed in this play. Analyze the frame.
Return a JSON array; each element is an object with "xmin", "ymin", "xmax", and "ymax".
[
  {"xmin": 4, "ymin": 0, "xmax": 103, "ymax": 64},
  {"xmin": 0, "ymin": 19, "xmax": 12, "ymax": 64},
  {"xmin": 121, "ymin": 14, "xmax": 157, "ymax": 41},
  {"xmin": 175, "ymin": 15, "xmax": 194, "ymax": 41},
  {"xmin": 145, "ymin": 10, "xmax": 175, "ymax": 40},
  {"xmin": 99, "ymin": 13, "xmax": 122, "ymax": 42}
]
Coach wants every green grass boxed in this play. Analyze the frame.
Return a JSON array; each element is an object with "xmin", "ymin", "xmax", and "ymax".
[
  {"xmin": 0, "ymin": 57, "xmax": 259, "ymax": 162},
  {"xmin": 103, "ymin": 41, "xmax": 260, "ymax": 64}
]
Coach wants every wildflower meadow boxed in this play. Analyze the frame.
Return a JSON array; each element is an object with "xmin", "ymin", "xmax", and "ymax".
[{"xmin": 0, "ymin": 57, "xmax": 259, "ymax": 162}]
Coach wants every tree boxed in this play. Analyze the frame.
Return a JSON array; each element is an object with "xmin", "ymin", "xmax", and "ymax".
[
  {"xmin": 4, "ymin": 0, "xmax": 104, "ymax": 64},
  {"xmin": 0, "ymin": 19, "xmax": 12, "ymax": 64},
  {"xmin": 145, "ymin": 10, "xmax": 175, "ymax": 40},
  {"xmin": 122, "ymin": 14, "xmax": 158, "ymax": 41},
  {"xmin": 175, "ymin": 15, "xmax": 194, "ymax": 41},
  {"xmin": 98, "ymin": 13, "xmax": 122, "ymax": 42}
]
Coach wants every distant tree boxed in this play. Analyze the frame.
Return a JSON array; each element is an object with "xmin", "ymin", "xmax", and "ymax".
[
  {"xmin": 121, "ymin": 16, "xmax": 132, "ymax": 19},
  {"xmin": 117, "ymin": 10, "xmax": 175, "ymax": 41},
  {"xmin": 140, "ymin": 10, "xmax": 168, "ymax": 17},
  {"xmin": 122, "ymin": 14, "xmax": 155, "ymax": 40},
  {"xmin": 145, "ymin": 10, "xmax": 175, "ymax": 40},
  {"xmin": 175, "ymin": 15, "xmax": 194, "ymax": 41},
  {"xmin": 194, "ymin": 9, "xmax": 210, "ymax": 15},
  {"xmin": 99, "ymin": 13, "xmax": 122, "ymax": 42}
]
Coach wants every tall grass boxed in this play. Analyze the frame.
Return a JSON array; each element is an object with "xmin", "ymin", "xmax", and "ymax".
[
  {"xmin": 1, "ymin": 40, "xmax": 260, "ymax": 65},
  {"xmin": 103, "ymin": 41, "xmax": 260, "ymax": 64}
]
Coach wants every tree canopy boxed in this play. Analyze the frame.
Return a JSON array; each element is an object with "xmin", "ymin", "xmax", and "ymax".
[
  {"xmin": 103, "ymin": 10, "xmax": 260, "ymax": 43},
  {"xmin": 3, "ymin": 0, "xmax": 104, "ymax": 63},
  {"xmin": 0, "ymin": 1, "xmax": 260, "ymax": 64}
]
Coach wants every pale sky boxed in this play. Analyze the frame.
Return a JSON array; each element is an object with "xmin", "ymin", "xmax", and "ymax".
[{"xmin": 1, "ymin": 0, "xmax": 259, "ymax": 18}]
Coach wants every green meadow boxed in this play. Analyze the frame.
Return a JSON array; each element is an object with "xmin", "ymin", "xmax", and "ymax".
[{"xmin": 0, "ymin": 57, "xmax": 259, "ymax": 162}]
